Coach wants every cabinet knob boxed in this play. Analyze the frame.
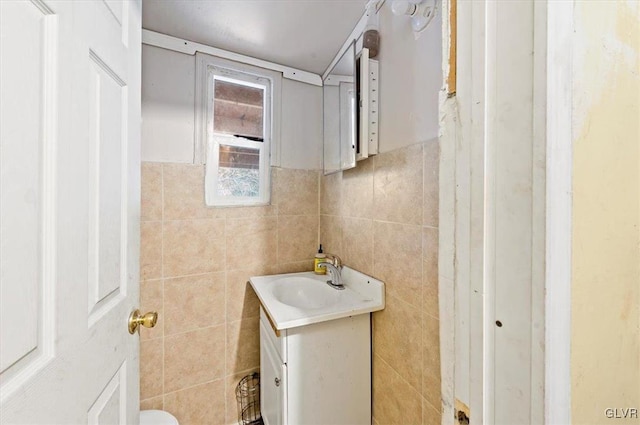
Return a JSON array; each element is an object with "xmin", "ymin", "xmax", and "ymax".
[{"xmin": 274, "ymin": 377, "xmax": 281, "ymax": 387}]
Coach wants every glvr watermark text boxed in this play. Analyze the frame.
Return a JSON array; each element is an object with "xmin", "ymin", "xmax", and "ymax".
[{"xmin": 605, "ymin": 408, "xmax": 638, "ymax": 419}]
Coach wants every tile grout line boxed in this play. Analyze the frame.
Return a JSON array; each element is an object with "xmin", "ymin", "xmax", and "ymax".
[
  {"xmin": 275, "ymin": 168, "xmax": 280, "ymax": 266},
  {"xmin": 161, "ymin": 270, "xmax": 225, "ymax": 280},
  {"xmin": 375, "ymin": 353, "xmax": 422, "ymax": 398},
  {"xmin": 222, "ymin": 184, "xmax": 229, "ymax": 423},
  {"xmin": 371, "ymin": 156, "xmax": 377, "ymax": 306},
  {"xmin": 421, "ymin": 143, "xmax": 426, "ymax": 422},
  {"xmin": 317, "ymin": 169, "xmax": 321, "ymax": 251},
  {"xmin": 385, "ymin": 289, "xmax": 428, "ymax": 315},
  {"xmin": 318, "ymin": 213, "xmax": 438, "ymax": 229},
  {"xmin": 159, "ymin": 362, "xmax": 259, "ymax": 399},
  {"xmin": 163, "ymin": 376, "xmax": 225, "ymax": 398},
  {"xmin": 371, "ymin": 156, "xmax": 378, "ymax": 418},
  {"xmin": 160, "ymin": 163, "xmax": 166, "ymax": 408},
  {"xmin": 423, "ymin": 396, "xmax": 441, "ymax": 417},
  {"xmin": 145, "ymin": 306, "xmax": 237, "ymax": 341}
]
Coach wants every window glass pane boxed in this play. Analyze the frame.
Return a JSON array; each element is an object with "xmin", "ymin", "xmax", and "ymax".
[
  {"xmin": 217, "ymin": 144, "xmax": 260, "ymax": 197},
  {"xmin": 214, "ymin": 79, "xmax": 264, "ymax": 140}
]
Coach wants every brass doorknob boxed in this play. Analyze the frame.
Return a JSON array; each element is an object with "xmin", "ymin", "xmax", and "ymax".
[{"xmin": 128, "ymin": 309, "xmax": 158, "ymax": 334}]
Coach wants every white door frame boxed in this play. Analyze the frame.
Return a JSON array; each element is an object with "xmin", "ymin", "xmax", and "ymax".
[
  {"xmin": 543, "ymin": 2, "xmax": 573, "ymax": 424},
  {"xmin": 442, "ymin": 0, "xmax": 573, "ymax": 423}
]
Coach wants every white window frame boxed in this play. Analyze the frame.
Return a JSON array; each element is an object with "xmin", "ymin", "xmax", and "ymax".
[{"xmin": 196, "ymin": 53, "xmax": 281, "ymax": 207}]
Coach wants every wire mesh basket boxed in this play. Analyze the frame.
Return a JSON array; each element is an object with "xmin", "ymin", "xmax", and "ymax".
[{"xmin": 236, "ymin": 372, "xmax": 263, "ymax": 425}]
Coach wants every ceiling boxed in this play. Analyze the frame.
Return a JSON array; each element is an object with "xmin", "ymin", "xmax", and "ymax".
[{"xmin": 142, "ymin": 0, "xmax": 368, "ymax": 75}]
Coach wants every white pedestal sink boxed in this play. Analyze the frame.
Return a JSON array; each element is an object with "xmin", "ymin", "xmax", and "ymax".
[{"xmin": 250, "ymin": 267, "xmax": 385, "ymax": 425}]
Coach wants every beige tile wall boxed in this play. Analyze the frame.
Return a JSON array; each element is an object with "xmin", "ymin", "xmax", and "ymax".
[
  {"xmin": 320, "ymin": 140, "xmax": 441, "ymax": 425},
  {"xmin": 140, "ymin": 163, "xmax": 319, "ymax": 425},
  {"xmin": 140, "ymin": 142, "xmax": 440, "ymax": 425}
]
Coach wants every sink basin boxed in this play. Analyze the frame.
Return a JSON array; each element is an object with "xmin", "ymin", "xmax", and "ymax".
[
  {"xmin": 271, "ymin": 277, "xmax": 338, "ymax": 309},
  {"xmin": 250, "ymin": 267, "xmax": 385, "ymax": 330}
]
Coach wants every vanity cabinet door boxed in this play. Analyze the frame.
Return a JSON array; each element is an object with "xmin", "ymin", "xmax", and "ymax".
[{"xmin": 260, "ymin": 321, "xmax": 286, "ymax": 425}]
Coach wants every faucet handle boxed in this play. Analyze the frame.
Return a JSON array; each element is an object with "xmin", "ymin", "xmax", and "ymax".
[{"xmin": 326, "ymin": 254, "xmax": 342, "ymax": 269}]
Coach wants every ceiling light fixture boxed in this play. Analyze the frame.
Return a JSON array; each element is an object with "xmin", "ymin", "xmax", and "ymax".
[{"xmin": 390, "ymin": 0, "xmax": 438, "ymax": 36}]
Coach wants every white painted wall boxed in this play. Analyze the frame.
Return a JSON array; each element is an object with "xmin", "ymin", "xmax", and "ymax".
[
  {"xmin": 142, "ymin": 45, "xmax": 195, "ymax": 163},
  {"xmin": 142, "ymin": 0, "xmax": 443, "ymax": 166},
  {"xmin": 142, "ymin": 44, "xmax": 323, "ymax": 169},
  {"xmin": 280, "ymin": 79, "xmax": 323, "ymax": 169},
  {"xmin": 375, "ymin": 5, "xmax": 442, "ymax": 153}
]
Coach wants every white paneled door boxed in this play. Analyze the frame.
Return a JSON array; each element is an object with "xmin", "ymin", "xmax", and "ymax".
[{"xmin": 0, "ymin": 1, "xmax": 142, "ymax": 423}]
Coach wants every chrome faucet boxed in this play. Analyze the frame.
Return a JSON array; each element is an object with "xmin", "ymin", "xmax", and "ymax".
[{"xmin": 318, "ymin": 262, "xmax": 345, "ymax": 290}]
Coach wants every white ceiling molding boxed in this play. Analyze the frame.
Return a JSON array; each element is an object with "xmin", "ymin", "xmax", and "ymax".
[{"xmin": 142, "ymin": 30, "xmax": 323, "ymax": 86}]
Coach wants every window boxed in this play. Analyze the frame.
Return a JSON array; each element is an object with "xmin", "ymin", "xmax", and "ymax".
[{"xmin": 197, "ymin": 55, "xmax": 277, "ymax": 206}]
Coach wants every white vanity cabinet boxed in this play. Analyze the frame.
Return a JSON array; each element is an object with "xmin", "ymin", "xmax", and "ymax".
[
  {"xmin": 259, "ymin": 310, "xmax": 287, "ymax": 425},
  {"xmin": 250, "ymin": 268, "xmax": 384, "ymax": 425},
  {"xmin": 259, "ymin": 308, "xmax": 372, "ymax": 425}
]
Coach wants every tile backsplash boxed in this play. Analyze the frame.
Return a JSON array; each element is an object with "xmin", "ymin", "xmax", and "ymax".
[
  {"xmin": 139, "ymin": 139, "xmax": 441, "ymax": 425},
  {"xmin": 320, "ymin": 139, "xmax": 441, "ymax": 425},
  {"xmin": 139, "ymin": 164, "xmax": 319, "ymax": 424}
]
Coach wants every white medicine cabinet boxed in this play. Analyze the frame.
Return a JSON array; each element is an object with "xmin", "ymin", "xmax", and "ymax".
[
  {"xmin": 356, "ymin": 47, "xmax": 379, "ymax": 160},
  {"xmin": 323, "ymin": 44, "xmax": 379, "ymax": 175},
  {"xmin": 323, "ymin": 42, "xmax": 357, "ymax": 174}
]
